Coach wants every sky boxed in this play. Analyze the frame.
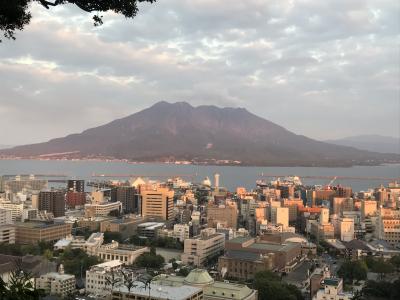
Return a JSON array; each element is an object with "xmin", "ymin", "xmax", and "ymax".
[{"xmin": 0, "ymin": 0, "xmax": 399, "ymax": 145}]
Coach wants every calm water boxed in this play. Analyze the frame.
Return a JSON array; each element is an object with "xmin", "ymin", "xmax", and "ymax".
[{"xmin": 0, "ymin": 159, "xmax": 399, "ymax": 192}]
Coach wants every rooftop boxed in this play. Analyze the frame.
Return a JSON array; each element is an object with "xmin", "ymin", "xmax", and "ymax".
[{"xmin": 114, "ymin": 281, "xmax": 202, "ymax": 300}]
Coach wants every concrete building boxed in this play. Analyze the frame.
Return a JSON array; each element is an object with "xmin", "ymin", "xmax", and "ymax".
[
  {"xmin": 271, "ymin": 207, "xmax": 289, "ymax": 229},
  {"xmin": 181, "ymin": 228, "xmax": 225, "ymax": 266},
  {"xmin": 0, "ymin": 225, "xmax": 15, "ymax": 244},
  {"xmin": 0, "ymin": 202, "xmax": 23, "ymax": 221},
  {"xmin": 3, "ymin": 175, "xmax": 47, "ymax": 194},
  {"xmin": 14, "ymin": 221, "xmax": 72, "ymax": 244},
  {"xmin": 207, "ymin": 201, "xmax": 238, "ymax": 229},
  {"xmin": 95, "ymin": 241, "xmax": 148, "ymax": 265},
  {"xmin": 141, "ymin": 187, "xmax": 174, "ymax": 221},
  {"xmin": 159, "ymin": 223, "xmax": 191, "ymax": 242},
  {"xmin": 313, "ymin": 278, "xmax": 352, "ymax": 300},
  {"xmin": 319, "ymin": 208, "xmax": 329, "ymax": 225},
  {"xmin": 218, "ymin": 251, "xmax": 274, "ymax": 280},
  {"xmin": 86, "ymin": 260, "xmax": 123, "ymax": 298},
  {"xmin": 66, "ymin": 191, "xmax": 86, "ymax": 208},
  {"xmin": 376, "ymin": 208, "xmax": 400, "ymax": 246},
  {"xmin": 111, "ymin": 186, "xmax": 139, "ymax": 213},
  {"xmin": 224, "ymin": 236, "xmax": 301, "ymax": 272},
  {"xmin": 339, "ymin": 218, "xmax": 354, "ymax": 242},
  {"xmin": 0, "ymin": 208, "xmax": 12, "ymax": 225},
  {"xmin": 38, "ymin": 191, "xmax": 65, "ymax": 218},
  {"xmin": 35, "ymin": 265, "xmax": 75, "ymax": 298},
  {"xmin": 361, "ymin": 200, "xmax": 377, "ymax": 220},
  {"xmin": 67, "ymin": 179, "xmax": 85, "ymax": 192},
  {"xmin": 84, "ymin": 201, "xmax": 122, "ymax": 218},
  {"xmin": 100, "ymin": 216, "xmax": 144, "ymax": 239},
  {"xmin": 113, "ymin": 269, "xmax": 258, "ymax": 300},
  {"xmin": 137, "ymin": 222, "xmax": 165, "ymax": 239}
]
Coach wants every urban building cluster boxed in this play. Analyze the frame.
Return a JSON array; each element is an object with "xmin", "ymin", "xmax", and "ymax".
[{"xmin": 0, "ymin": 173, "xmax": 399, "ymax": 299}]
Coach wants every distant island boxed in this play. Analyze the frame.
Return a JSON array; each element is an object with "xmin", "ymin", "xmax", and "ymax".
[{"xmin": 1, "ymin": 101, "xmax": 399, "ymax": 167}]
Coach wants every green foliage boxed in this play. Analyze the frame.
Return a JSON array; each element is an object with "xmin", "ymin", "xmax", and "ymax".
[
  {"xmin": 389, "ymin": 255, "xmax": 400, "ymax": 270},
  {"xmin": 104, "ymin": 231, "xmax": 123, "ymax": 244},
  {"xmin": 135, "ymin": 252, "xmax": 165, "ymax": 269},
  {"xmin": 337, "ymin": 260, "xmax": 368, "ymax": 283},
  {"xmin": 58, "ymin": 248, "xmax": 102, "ymax": 277},
  {"xmin": 0, "ymin": 261, "xmax": 45, "ymax": 299},
  {"xmin": 364, "ymin": 256, "xmax": 395, "ymax": 278},
  {"xmin": 0, "ymin": 241, "xmax": 53, "ymax": 257},
  {"xmin": 0, "ymin": 0, "xmax": 156, "ymax": 41},
  {"xmin": 362, "ymin": 279, "xmax": 400, "ymax": 300},
  {"xmin": 253, "ymin": 271, "xmax": 304, "ymax": 300},
  {"xmin": 129, "ymin": 235, "xmax": 183, "ymax": 250},
  {"xmin": 177, "ymin": 267, "xmax": 190, "ymax": 277}
]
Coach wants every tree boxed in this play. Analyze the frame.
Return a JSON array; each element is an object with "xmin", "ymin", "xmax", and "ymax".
[
  {"xmin": 0, "ymin": 260, "xmax": 45, "ymax": 299},
  {"xmin": 121, "ymin": 269, "xmax": 136, "ymax": 294},
  {"xmin": 337, "ymin": 260, "xmax": 367, "ymax": 284},
  {"xmin": 253, "ymin": 271, "xmax": 304, "ymax": 300},
  {"xmin": 104, "ymin": 231, "xmax": 123, "ymax": 244},
  {"xmin": 135, "ymin": 252, "xmax": 165, "ymax": 269},
  {"xmin": 0, "ymin": 0, "xmax": 156, "ymax": 42}
]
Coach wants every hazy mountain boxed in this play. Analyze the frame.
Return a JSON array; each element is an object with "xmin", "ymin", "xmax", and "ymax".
[
  {"xmin": 0, "ymin": 145, "xmax": 13, "ymax": 150},
  {"xmin": 325, "ymin": 135, "xmax": 400, "ymax": 154},
  {"xmin": 1, "ymin": 101, "xmax": 399, "ymax": 166}
]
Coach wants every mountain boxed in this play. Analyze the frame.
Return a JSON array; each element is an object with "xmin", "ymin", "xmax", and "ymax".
[
  {"xmin": 325, "ymin": 135, "xmax": 400, "ymax": 154},
  {"xmin": 0, "ymin": 145, "xmax": 13, "ymax": 150},
  {"xmin": 1, "ymin": 101, "xmax": 399, "ymax": 166}
]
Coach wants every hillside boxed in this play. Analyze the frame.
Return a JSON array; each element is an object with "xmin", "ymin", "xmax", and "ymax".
[{"xmin": 1, "ymin": 102, "xmax": 399, "ymax": 166}]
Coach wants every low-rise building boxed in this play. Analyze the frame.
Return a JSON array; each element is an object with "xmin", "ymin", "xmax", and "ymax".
[
  {"xmin": 84, "ymin": 201, "xmax": 122, "ymax": 218},
  {"xmin": 86, "ymin": 260, "xmax": 123, "ymax": 298},
  {"xmin": 313, "ymin": 278, "xmax": 353, "ymax": 300},
  {"xmin": 95, "ymin": 241, "xmax": 148, "ymax": 265},
  {"xmin": 181, "ymin": 228, "xmax": 225, "ymax": 266},
  {"xmin": 35, "ymin": 265, "xmax": 75, "ymax": 298},
  {"xmin": 0, "ymin": 225, "xmax": 15, "ymax": 244},
  {"xmin": 14, "ymin": 221, "xmax": 72, "ymax": 244},
  {"xmin": 100, "ymin": 216, "xmax": 144, "ymax": 239}
]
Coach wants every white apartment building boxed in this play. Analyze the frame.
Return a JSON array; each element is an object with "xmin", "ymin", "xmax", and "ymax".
[
  {"xmin": 35, "ymin": 265, "xmax": 75, "ymax": 298},
  {"xmin": 0, "ymin": 225, "xmax": 15, "ymax": 244},
  {"xmin": 159, "ymin": 224, "xmax": 190, "ymax": 242},
  {"xmin": 0, "ymin": 208, "xmax": 12, "ymax": 225},
  {"xmin": 84, "ymin": 201, "xmax": 122, "ymax": 218},
  {"xmin": 86, "ymin": 260, "xmax": 123, "ymax": 298},
  {"xmin": 181, "ymin": 228, "xmax": 225, "ymax": 266},
  {"xmin": 339, "ymin": 218, "xmax": 354, "ymax": 242},
  {"xmin": 0, "ymin": 202, "xmax": 23, "ymax": 221},
  {"xmin": 313, "ymin": 278, "xmax": 353, "ymax": 300}
]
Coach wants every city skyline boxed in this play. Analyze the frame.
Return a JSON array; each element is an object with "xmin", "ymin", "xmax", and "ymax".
[{"xmin": 0, "ymin": 0, "xmax": 399, "ymax": 145}]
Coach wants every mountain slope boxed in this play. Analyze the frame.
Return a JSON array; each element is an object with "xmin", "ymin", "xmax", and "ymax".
[
  {"xmin": 1, "ymin": 101, "xmax": 399, "ymax": 166},
  {"xmin": 325, "ymin": 135, "xmax": 400, "ymax": 154}
]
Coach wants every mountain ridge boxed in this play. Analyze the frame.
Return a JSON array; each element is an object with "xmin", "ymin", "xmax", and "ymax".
[
  {"xmin": 1, "ymin": 101, "xmax": 399, "ymax": 166},
  {"xmin": 325, "ymin": 135, "xmax": 399, "ymax": 154}
]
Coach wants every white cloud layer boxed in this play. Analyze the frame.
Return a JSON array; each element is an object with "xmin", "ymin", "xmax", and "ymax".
[{"xmin": 0, "ymin": 0, "xmax": 399, "ymax": 144}]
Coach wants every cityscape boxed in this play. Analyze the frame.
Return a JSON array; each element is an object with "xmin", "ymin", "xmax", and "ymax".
[
  {"xmin": 0, "ymin": 173, "xmax": 398, "ymax": 299},
  {"xmin": 1, "ymin": 1, "xmax": 399, "ymax": 300}
]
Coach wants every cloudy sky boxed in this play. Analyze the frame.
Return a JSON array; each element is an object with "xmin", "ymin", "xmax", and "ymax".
[{"xmin": 0, "ymin": 0, "xmax": 399, "ymax": 145}]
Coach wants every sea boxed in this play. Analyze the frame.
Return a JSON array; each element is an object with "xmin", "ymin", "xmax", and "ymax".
[{"xmin": 0, "ymin": 159, "xmax": 399, "ymax": 192}]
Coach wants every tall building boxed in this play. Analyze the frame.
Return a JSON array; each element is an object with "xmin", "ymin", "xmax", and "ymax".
[
  {"xmin": 141, "ymin": 187, "xmax": 174, "ymax": 221},
  {"xmin": 67, "ymin": 179, "xmax": 85, "ymax": 192},
  {"xmin": 3, "ymin": 175, "xmax": 47, "ymax": 194},
  {"xmin": 0, "ymin": 208, "xmax": 12, "ymax": 225},
  {"xmin": 339, "ymin": 218, "xmax": 354, "ymax": 242},
  {"xmin": 271, "ymin": 207, "xmax": 289, "ymax": 229},
  {"xmin": 66, "ymin": 191, "xmax": 86, "ymax": 208},
  {"xmin": 39, "ymin": 191, "xmax": 65, "ymax": 217},
  {"xmin": 320, "ymin": 208, "xmax": 330, "ymax": 225},
  {"xmin": 111, "ymin": 186, "xmax": 139, "ymax": 213},
  {"xmin": 361, "ymin": 200, "xmax": 377, "ymax": 220},
  {"xmin": 207, "ymin": 201, "xmax": 238, "ymax": 229}
]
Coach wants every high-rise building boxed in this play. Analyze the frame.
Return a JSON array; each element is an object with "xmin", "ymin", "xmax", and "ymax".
[
  {"xmin": 141, "ymin": 187, "xmax": 174, "ymax": 221},
  {"xmin": 339, "ymin": 218, "xmax": 354, "ymax": 242},
  {"xmin": 38, "ymin": 191, "xmax": 65, "ymax": 217},
  {"xmin": 271, "ymin": 207, "xmax": 289, "ymax": 229},
  {"xmin": 207, "ymin": 201, "xmax": 238, "ymax": 229},
  {"xmin": 111, "ymin": 186, "xmax": 139, "ymax": 213},
  {"xmin": 361, "ymin": 200, "xmax": 377, "ymax": 220},
  {"xmin": 67, "ymin": 179, "xmax": 85, "ymax": 192},
  {"xmin": 66, "ymin": 191, "xmax": 86, "ymax": 208},
  {"xmin": 0, "ymin": 208, "xmax": 12, "ymax": 225},
  {"xmin": 320, "ymin": 208, "xmax": 330, "ymax": 225}
]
